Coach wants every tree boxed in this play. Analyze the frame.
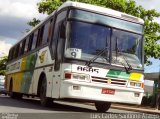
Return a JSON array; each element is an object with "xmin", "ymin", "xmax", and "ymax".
[
  {"xmin": 0, "ymin": 56, "xmax": 8, "ymax": 75},
  {"xmin": 30, "ymin": 0, "xmax": 160, "ymax": 64},
  {"xmin": 27, "ymin": 18, "xmax": 41, "ymax": 27}
]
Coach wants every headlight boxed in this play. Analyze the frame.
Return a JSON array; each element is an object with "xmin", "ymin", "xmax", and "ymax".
[
  {"xmin": 128, "ymin": 81, "xmax": 144, "ymax": 89},
  {"xmin": 72, "ymin": 73, "xmax": 90, "ymax": 82},
  {"xmin": 64, "ymin": 72, "xmax": 90, "ymax": 82}
]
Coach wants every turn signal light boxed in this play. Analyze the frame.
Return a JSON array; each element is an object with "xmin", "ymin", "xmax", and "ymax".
[
  {"xmin": 141, "ymin": 83, "xmax": 144, "ymax": 89},
  {"xmin": 65, "ymin": 73, "xmax": 71, "ymax": 79}
]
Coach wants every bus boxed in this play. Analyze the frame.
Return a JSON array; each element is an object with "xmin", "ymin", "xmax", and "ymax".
[{"xmin": 5, "ymin": 1, "xmax": 144, "ymax": 112}]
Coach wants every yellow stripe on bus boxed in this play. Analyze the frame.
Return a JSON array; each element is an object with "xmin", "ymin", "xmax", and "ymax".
[
  {"xmin": 21, "ymin": 57, "xmax": 27, "ymax": 71},
  {"xmin": 129, "ymin": 73, "xmax": 142, "ymax": 81},
  {"xmin": 14, "ymin": 72, "xmax": 24, "ymax": 92}
]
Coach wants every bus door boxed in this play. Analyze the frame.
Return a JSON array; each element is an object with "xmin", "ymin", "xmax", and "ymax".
[{"xmin": 52, "ymin": 10, "xmax": 67, "ymax": 98}]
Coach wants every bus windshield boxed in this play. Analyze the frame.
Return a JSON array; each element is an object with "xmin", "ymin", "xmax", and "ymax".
[
  {"xmin": 65, "ymin": 9, "xmax": 143, "ymax": 70},
  {"xmin": 66, "ymin": 21, "xmax": 110, "ymax": 64},
  {"xmin": 112, "ymin": 29, "xmax": 143, "ymax": 69}
]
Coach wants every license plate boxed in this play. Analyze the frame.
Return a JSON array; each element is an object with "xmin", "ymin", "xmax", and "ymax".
[{"xmin": 102, "ymin": 88, "xmax": 115, "ymax": 95}]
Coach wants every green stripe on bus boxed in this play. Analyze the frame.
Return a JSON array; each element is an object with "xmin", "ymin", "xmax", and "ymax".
[
  {"xmin": 106, "ymin": 69, "xmax": 130, "ymax": 80},
  {"xmin": 21, "ymin": 72, "xmax": 32, "ymax": 93},
  {"xmin": 20, "ymin": 53, "xmax": 38, "ymax": 93}
]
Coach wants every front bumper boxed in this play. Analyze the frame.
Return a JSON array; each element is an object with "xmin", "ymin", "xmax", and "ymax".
[{"xmin": 60, "ymin": 80, "xmax": 144, "ymax": 105}]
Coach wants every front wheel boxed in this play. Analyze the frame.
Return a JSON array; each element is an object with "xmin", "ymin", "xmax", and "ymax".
[
  {"xmin": 95, "ymin": 102, "xmax": 111, "ymax": 112},
  {"xmin": 40, "ymin": 77, "xmax": 54, "ymax": 107}
]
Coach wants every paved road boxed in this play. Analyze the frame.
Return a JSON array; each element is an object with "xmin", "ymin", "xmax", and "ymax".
[{"xmin": 0, "ymin": 95, "xmax": 159, "ymax": 119}]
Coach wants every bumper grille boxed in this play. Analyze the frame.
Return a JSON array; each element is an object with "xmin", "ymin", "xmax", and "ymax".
[{"xmin": 91, "ymin": 76, "xmax": 127, "ymax": 86}]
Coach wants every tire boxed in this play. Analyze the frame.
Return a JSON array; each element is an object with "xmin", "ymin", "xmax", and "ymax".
[
  {"xmin": 15, "ymin": 93, "xmax": 23, "ymax": 99},
  {"xmin": 95, "ymin": 102, "xmax": 111, "ymax": 112},
  {"xmin": 40, "ymin": 76, "xmax": 54, "ymax": 107}
]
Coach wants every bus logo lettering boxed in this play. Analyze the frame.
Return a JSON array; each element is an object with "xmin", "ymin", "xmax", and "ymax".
[
  {"xmin": 77, "ymin": 66, "xmax": 99, "ymax": 73},
  {"xmin": 39, "ymin": 50, "xmax": 47, "ymax": 63},
  {"xmin": 108, "ymin": 79, "xmax": 112, "ymax": 84}
]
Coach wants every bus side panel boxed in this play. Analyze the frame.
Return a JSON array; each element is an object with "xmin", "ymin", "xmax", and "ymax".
[
  {"xmin": 20, "ymin": 71, "xmax": 33, "ymax": 94},
  {"xmin": 14, "ymin": 72, "xmax": 23, "ymax": 92},
  {"xmin": 21, "ymin": 53, "xmax": 38, "ymax": 94},
  {"xmin": 6, "ymin": 74, "xmax": 14, "ymax": 91},
  {"xmin": 31, "ymin": 67, "xmax": 54, "ymax": 97},
  {"xmin": 31, "ymin": 69, "xmax": 39, "ymax": 95},
  {"xmin": 31, "ymin": 47, "xmax": 54, "ymax": 97},
  {"xmin": 6, "ymin": 72, "xmax": 22, "ymax": 93},
  {"xmin": 6, "ymin": 59, "xmax": 22, "ymax": 93},
  {"xmin": 46, "ymin": 67, "xmax": 55, "ymax": 98},
  {"xmin": 6, "ymin": 52, "xmax": 38, "ymax": 94},
  {"xmin": 6, "ymin": 74, "xmax": 11, "ymax": 91},
  {"xmin": 51, "ymin": 69, "xmax": 62, "ymax": 98}
]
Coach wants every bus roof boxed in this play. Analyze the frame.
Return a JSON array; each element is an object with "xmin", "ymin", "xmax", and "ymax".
[
  {"xmin": 58, "ymin": 1, "xmax": 144, "ymax": 24},
  {"xmin": 10, "ymin": 1, "xmax": 144, "ymax": 49}
]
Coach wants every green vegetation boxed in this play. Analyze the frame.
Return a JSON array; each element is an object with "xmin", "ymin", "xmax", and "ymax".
[
  {"xmin": 0, "ymin": 56, "xmax": 8, "ymax": 75},
  {"xmin": 28, "ymin": 18, "xmax": 41, "ymax": 27}
]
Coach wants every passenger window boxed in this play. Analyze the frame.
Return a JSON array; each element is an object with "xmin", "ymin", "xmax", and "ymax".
[
  {"xmin": 28, "ymin": 34, "xmax": 34, "ymax": 51},
  {"xmin": 15, "ymin": 44, "xmax": 20, "ymax": 57},
  {"xmin": 24, "ymin": 38, "xmax": 29, "ymax": 53},
  {"xmin": 18, "ymin": 42, "xmax": 23, "ymax": 56},
  {"xmin": 51, "ymin": 22, "xmax": 58, "ymax": 59},
  {"xmin": 13, "ymin": 47, "xmax": 17, "ymax": 59},
  {"xmin": 21, "ymin": 39, "xmax": 26, "ymax": 55},
  {"xmin": 51, "ymin": 11, "xmax": 67, "ymax": 59},
  {"xmin": 8, "ymin": 49, "xmax": 12, "ymax": 61},
  {"xmin": 38, "ymin": 27, "xmax": 44, "ymax": 46},
  {"xmin": 48, "ymin": 19, "xmax": 54, "ymax": 42},
  {"xmin": 31, "ymin": 31, "xmax": 38, "ymax": 50},
  {"xmin": 10, "ymin": 48, "xmax": 14, "ymax": 60},
  {"xmin": 42, "ymin": 22, "xmax": 50, "ymax": 44}
]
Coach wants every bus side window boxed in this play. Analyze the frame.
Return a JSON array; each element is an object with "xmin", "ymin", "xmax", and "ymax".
[
  {"xmin": 48, "ymin": 19, "xmax": 54, "ymax": 42},
  {"xmin": 21, "ymin": 39, "xmax": 26, "ymax": 55},
  {"xmin": 18, "ymin": 42, "xmax": 22, "ymax": 56},
  {"xmin": 24, "ymin": 38, "xmax": 29, "ymax": 53},
  {"xmin": 59, "ymin": 22, "xmax": 66, "ymax": 39},
  {"xmin": 42, "ymin": 22, "xmax": 50, "ymax": 45},
  {"xmin": 28, "ymin": 34, "xmax": 34, "ymax": 51},
  {"xmin": 38, "ymin": 26, "xmax": 44, "ymax": 46},
  {"xmin": 11, "ymin": 47, "xmax": 14, "ymax": 60},
  {"xmin": 13, "ymin": 45, "xmax": 19, "ymax": 59},
  {"xmin": 51, "ymin": 11, "xmax": 67, "ymax": 59},
  {"xmin": 12, "ymin": 47, "xmax": 17, "ymax": 59},
  {"xmin": 52, "ymin": 10, "xmax": 67, "ymax": 70},
  {"xmin": 8, "ymin": 48, "xmax": 13, "ymax": 61},
  {"xmin": 11, "ymin": 48, "xmax": 15, "ymax": 60},
  {"xmin": 31, "ymin": 31, "xmax": 38, "ymax": 50},
  {"xmin": 15, "ymin": 44, "xmax": 20, "ymax": 58}
]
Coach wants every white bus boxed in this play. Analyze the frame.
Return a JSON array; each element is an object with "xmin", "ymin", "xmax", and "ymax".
[{"xmin": 6, "ymin": 1, "xmax": 144, "ymax": 112}]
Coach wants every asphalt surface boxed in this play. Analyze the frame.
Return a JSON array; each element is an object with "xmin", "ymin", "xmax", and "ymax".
[{"xmin": 0, "ymin": 95, "xmax": 159, "ymax": 119}]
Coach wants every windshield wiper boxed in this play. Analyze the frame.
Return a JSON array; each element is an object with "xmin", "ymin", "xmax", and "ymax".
[
  {"xmin": 85, "ymin": 47, "xmax": 109, "ymax": 67},
  {"xmin": 119, "ymin": 51, "xmax": 132, "ymax": 71},
  {"xmin": 115, "ymin": 38, "xmax": 132, "ymax": 72}
]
